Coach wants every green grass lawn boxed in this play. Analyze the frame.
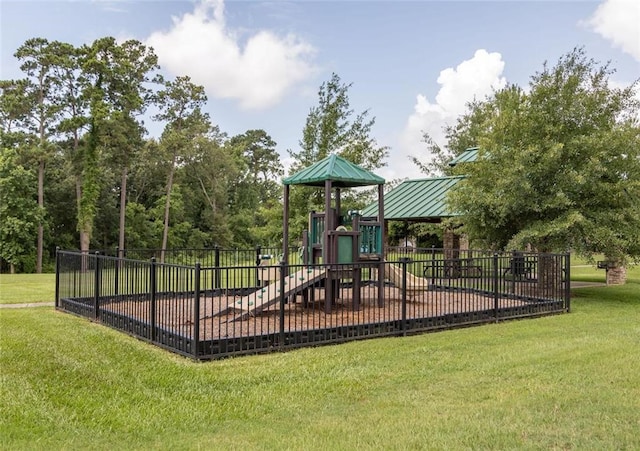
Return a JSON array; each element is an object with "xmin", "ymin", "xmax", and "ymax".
[
  {"xmin": 0, "ymin": 273, "xmax": 56, "ymax": 304},
  {"xmin": 1, "ymin": 271, "xmax": 639, "ymax": 449}
]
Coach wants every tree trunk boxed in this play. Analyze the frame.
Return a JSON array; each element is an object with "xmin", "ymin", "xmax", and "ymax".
[
  {"xmin": 160, "ymin": 158, "xmax": 177, "ymax": 264},
  {"xmin": 119, "ymin": 165, "xmax": 127, "ymax": 258},
  {"xmin": 37, "ymin": 159, "xmax": 44, "ymax": 273},
  {"xmin": 10, "ymin": 263, "xmax": 15, "ymax": 274},
  {"xmin": 537, "ymin": 253, "xmax": 562, "ymax": 298},
  {"xmin": 80, "ymin": 230, "xmax": 90, "ymax": 273}
]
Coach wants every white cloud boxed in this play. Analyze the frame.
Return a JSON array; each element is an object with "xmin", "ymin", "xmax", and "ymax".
[
  {"xmin": 146, "ymin": 0, "xmax": 316, "ymax": 110},
  {"xmin": 394, "ymin": 49, "xmax": 507, "ymax": 179},
  {"xmin": 585, "ymin": 0, "xmax": 640, "ymax": 62}
]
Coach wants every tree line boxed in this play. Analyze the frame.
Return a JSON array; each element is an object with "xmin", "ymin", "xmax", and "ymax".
[
  {"xmin": 0, "ymin": 38, "xmax": 388, "ymax": 273},
  {"xmin": 2, "ymin": 40, "xmax": 638, "ymax": 275}
]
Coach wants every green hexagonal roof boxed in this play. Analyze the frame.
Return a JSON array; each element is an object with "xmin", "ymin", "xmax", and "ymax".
[{"xmin": 283, "ymin": 154, "xmax": 385, "ymax": 187}]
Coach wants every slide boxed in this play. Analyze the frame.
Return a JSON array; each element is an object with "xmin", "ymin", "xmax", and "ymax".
[
  {"xmin": 386, "ymin": 263, "xmax": 430, "ymax": 298},
  {"xmin": 225, "ymin": 267, "xmax": 327, "ymax": 321}
]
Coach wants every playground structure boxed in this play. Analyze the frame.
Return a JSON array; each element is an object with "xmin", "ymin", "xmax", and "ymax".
[{"xmin": 279, "ymin": 153, "xmax": 388, "ymax": 314}]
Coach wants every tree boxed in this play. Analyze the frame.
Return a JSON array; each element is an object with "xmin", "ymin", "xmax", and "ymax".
[
  {"xmin": 0, "ymin": 147, "xmax": 42, "ymax": 273},
  {"xmin": 0, "ymin": 79, "xmax": 32, "ymax": 136},
  {"xmin": 14, "ymin": 38, "xmax": 65, "ymax": 272},
  {"xmin": 72, "ymin": 37, "xmax": 158, "ymax": 255},
  {"xmin": 290, "ymin": 73, "xmax": 388, "ymax": 171},
  {"xmin": 414, "ymin": 99, "xmax": 494, "ymax": 176},
  {"xmin": 447, "ymin": 48, "xmax": 640, "ymax": 280},
  {"xmin": 287, "ymin": 73, "xmax": 389, "ymax": 237},
  {"xmin": 182, "ymin": 135, "xmax": 238, "ymax": 247},
  {"xmin": 153, "ymin": 76, "xmax": 210, "ymax": 261},
  {"xmin": 96, "ymin": 40, "xmax": 159, "ymax": 256},
  {"xmin": 51, "ymin": 42, "xmax": 90, "ymax": 254},
  {"xmin": 228, "ymin": 129, "xmax": 282, "ymax": 203}
]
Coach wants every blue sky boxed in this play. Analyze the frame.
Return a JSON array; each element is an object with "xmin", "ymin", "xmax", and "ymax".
[{"xmin": 1, "ymin": 0, "xmax": 639, "ymax": 181}]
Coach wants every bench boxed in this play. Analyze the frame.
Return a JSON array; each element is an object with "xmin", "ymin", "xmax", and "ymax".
[
  {"xmin": 504, "ymin": 254, "xmax": 534, "ymax": 280},
  {"xmin": 423, "ymin": 258, "xmax": 482, "ymax": 278}
]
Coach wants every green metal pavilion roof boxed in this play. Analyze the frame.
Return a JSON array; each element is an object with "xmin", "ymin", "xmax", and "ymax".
[
  {"xmin": 283, "ymin": 153, "xmax": 385, "ymax": 187},
  {"xmin": 448, "ymin": 147, "xmax": 479, "ymax": 166},
  {"xmin": 361, "ymin": 175, "xmax": 465, "ymax": 221}
]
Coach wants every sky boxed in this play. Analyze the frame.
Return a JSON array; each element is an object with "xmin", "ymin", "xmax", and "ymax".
[{"xmin": 1, "ymin": 0, "xmax": 639, "ymax": 181}]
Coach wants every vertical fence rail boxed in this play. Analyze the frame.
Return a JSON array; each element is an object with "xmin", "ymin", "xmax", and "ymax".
[
  {"xmin": 493, "ymin": 253, "xmax": 499, "ymax": 321},
  {"xmin": 193, "ymin": 262, "xmax": 201, "ymax": 358},
  {"xmin": 565, "ymin": 253, "xmax": 571, "ymax": 312},
  {"xmin": 150, "ymin": 257, "xmax": 157, "ymax": 341},
  {"xmin": 94, "ymin": 252, "xmax": 101, "ymax": 319},
  {"xmin": 400, "ymin": 257, "xmax": 409, "ymax": 335},
  {"xmin": 55, "ymin": 247, "xmax": 60, "ymax": 308},
  {"xmin": 279, "ymin": 260, "xmax": 286, "ymax": 348}
]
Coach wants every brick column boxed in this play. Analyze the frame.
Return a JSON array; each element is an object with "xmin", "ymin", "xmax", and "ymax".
[
  {"xmin": 607, "ymin": 265, "xmax": 627, "ymax": 285},
  {"xmin": 443, "ymin": 229, "xmax": 460, "ymax": 276}
]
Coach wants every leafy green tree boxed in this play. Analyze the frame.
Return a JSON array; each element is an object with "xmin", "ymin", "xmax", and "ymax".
[
  {"xmin": 0, "ymin": 147, "xmax": 42, "ymax": 273},
  {"xmin": 447, "ymin": 48, "xmax": 640, "ymax": 278},
  {"xmin": 185, "ymin": 137, "xmax": 238, "ymax": 247},
  {"xmin": 43, "ymin": 151, "xmax": 77, "ymax": 254},
  {"xmin": 50, "ymin": 42, "xmax": 90, "ymax": 253},
  {"xmin": 225, "ymin": 130, "xmax": 283, "ymax": 246},
  {"xmin": 228, "ymin": 129, "xmax": 282, "ymax": 203},
  {"xmin": 0, "ymin": 79, "xmax": 32, "ymax": 137},
  {"xmin": 414, "ymin": 99, "xmax": 493, "ymax": 176},
  {"xmin": 287, "ymin": 73, "xmax": 389, "ymax": 238},
  {"xmin": 14, "ymin": 38, "xmax": 67, "ymax": 272},
  {"xmin": 96, "ymin": 40, "xmax": 158, "ymax": 256},
  {"xmin": 153, "ymin": 76, "xmax": 210, "ymax": 261},
  {"xmin": 290, "ymin": 72, "xmax": 388, "ymax": 171},
  {"xmin": 71, "ymin": 38, "xmax": 158, "ymax": 255}
]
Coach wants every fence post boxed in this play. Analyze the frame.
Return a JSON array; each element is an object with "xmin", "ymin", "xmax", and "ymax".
[
  {"xmin": 493, "ymin": 252, "xmax": 499, "ymax": 322},
  {"xmin": 255, "ymin": 245, "xmax": 262, "ymax": 287},
  {"xmin": 279, "ymin": 259, "xmax": 286, "ymax": 349},
  {"xmin": 511, "ymin": 250, "xmax": 516, "ymax": 294},
  {"xmin": 193, "ymin": 262, "xmax": 201, "ymax": 358},
  {"xmin": 114, "ymin": 246, "xmax": 120, "ymax": 296},
  {"xmin": 94, "ymin": 251, "xmax": 101, "ymax": 319},
  {"xmin": 150, "ymin": 257, "xmax": 157, "ymax": 341},
  {"xmin": 55, "ymin": 247, "xmax": 60, "ymax": 308},
  {"xmin": 430, "ymin": 245, "xmax": 436, "ymax": 286},
  {"xmin": 214, "ymin": 245, "xmax": 221, "ymax": 289},
  {"xmin": 565, "ymin": 253, "xmax": 571, "ymax": 313},
  {"xmin": 400, "ymin": 257, "xmax": 410, "ymax": 335}
]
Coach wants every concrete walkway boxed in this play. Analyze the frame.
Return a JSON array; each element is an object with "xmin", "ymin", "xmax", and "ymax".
[
  {"xmin": 0, "ymin": 302, "xmax": 55, "ymax": 309},
  {"xmin": 570, "ymin": 281, "xmax": 607, "ymax": 288}
]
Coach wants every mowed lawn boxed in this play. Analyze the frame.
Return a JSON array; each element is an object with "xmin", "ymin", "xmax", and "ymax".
[
  {"xmin": 1, "ymin": 268, "xmax": 639, "ymax": 449},
  {"xmin": 0, "ymin": 273, "xmax": 56, "ymax": 304}
]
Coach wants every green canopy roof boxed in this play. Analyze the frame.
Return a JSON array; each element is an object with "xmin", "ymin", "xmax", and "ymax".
[
  {"xmin": 361, "ymin": 176, "xmax": 464, "ymax": 221},
  {"xmin": 283, "ymin": 154, "xmax": 385, "ymax": 187},
  {"xmin": 448, "ymin": 147, "xmax": 479, "ymax": 166}
]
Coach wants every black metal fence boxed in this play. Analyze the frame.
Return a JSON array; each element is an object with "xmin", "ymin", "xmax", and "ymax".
[
  {"xmin": 101, "ymin": 245, "xmax": 300, "ymax": 267},
  {"xmin": 56, "ymin": 248, "xmax": 570, "ymax": 360}
]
